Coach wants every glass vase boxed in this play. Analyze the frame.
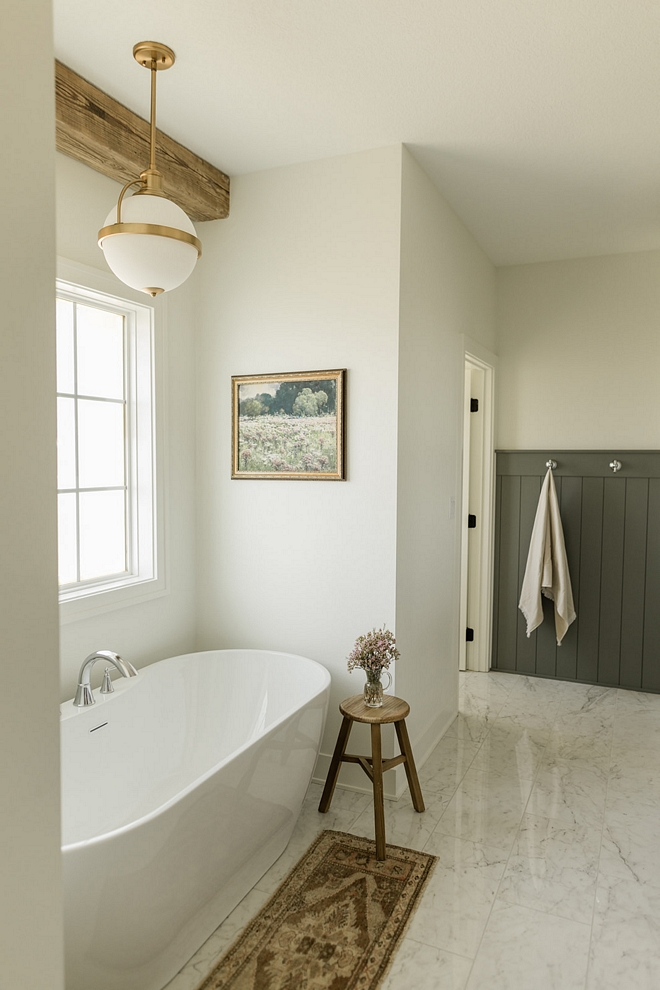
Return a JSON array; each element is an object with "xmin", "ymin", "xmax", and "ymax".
[{"xmin": 363, "ymin": 668, "xmax": 392, "ymax": 708}]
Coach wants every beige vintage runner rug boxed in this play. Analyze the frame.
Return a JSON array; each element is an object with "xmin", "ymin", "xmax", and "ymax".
[{"xmin": 197, "ymin": 830, "xmax": 436, "ymax": 990}]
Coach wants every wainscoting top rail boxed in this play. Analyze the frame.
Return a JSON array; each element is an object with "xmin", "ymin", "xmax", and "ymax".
[{"xmin": 496, "ymin": 450, "xmax": 660, "ymax": 478}]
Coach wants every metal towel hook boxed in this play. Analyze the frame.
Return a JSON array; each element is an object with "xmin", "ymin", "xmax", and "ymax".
[
  {"xmin": 546, "ymin": 460, "xmax": 557, "ymax": 470},
  {"xmin": 610, "ymin": 460, "xmax": 622, "ymax": 473}
]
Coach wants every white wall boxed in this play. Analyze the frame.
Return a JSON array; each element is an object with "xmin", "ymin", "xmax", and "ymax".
[
  {"xmin": 0, "ymin": 2, "xmax": 64, "ymax": 985},
  {"xmin": 194, "ymin": 146, "xmax": 403, "ymax": 792},
  {"xmin": 55, "ymin": 154, "xmax": 197, "ymax": 699},
  {"xmin": 497, "ymin": 250, "xmax": 660, "ymax": 449},
  {"xmin": 395, "ymin": 148, "xmax": 496, "ymax": 772}
]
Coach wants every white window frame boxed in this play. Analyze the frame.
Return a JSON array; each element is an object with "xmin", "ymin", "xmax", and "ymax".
[{"xmin": 57, "ymin": 259, "xmax": 166, "ymax": 623}]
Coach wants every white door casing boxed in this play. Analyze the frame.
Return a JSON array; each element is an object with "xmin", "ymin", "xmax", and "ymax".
[{"xmin": 459, "ymin": 337, "xmax": 497, "ymax": 672}]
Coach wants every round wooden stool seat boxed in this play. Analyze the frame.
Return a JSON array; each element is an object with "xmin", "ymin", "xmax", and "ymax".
[
  {"xmin": 339, "ymin": 694, "xmax": 410, "ymax": 724},
  {"xmin": 319, "ymin": 693, "xmax": 424, "ymax": 861}
]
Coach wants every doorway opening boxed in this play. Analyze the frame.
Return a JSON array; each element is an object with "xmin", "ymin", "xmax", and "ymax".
[{"xmin": 459, "ymin": 339, "xmax": 497, "ymax": 672}]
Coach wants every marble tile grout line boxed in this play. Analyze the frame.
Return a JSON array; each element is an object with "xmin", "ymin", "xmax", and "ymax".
[
  {"xmin": 405, "ymin": 677, "xmax": 516, "ymax": 979},
  {"xmin": 582, "ymin": 692, "xmax": 615, "ymax": 990},
  {"xmin": 454, "ymin": 685, "xmax": 560, "ymax": 988}
]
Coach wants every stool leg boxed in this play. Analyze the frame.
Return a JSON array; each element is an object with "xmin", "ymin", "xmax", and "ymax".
[
  {"xmin": 395, "ymin": 718, "xmax": 425, "ymax": 812},
  {"xmin": 319, "ymin": 716, "xmax": 353, "ymax": 813},
  {"xmin": 371, "ymin": 723, "xmax": 386, "ymax": 860}
]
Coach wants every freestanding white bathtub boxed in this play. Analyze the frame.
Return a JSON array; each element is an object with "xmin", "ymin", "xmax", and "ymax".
[{"xmin": 61, "ymin": 649, "xmax": 330, "ymax": 990}]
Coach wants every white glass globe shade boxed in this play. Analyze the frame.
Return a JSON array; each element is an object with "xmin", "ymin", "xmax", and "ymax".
[{"xmin": 99, "ymin": 194, "xmax": 200, "ymax": 296}]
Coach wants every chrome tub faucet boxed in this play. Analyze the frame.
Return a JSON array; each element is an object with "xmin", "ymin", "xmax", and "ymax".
[{"xmin": 74, "ymin": 651, "xmax": 138, "ymax": 707}]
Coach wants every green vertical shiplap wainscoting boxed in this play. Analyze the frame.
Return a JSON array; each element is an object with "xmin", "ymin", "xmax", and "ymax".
[{"xmin": 492, "ymin": 451, "xmax": 660, "ymax": 692}]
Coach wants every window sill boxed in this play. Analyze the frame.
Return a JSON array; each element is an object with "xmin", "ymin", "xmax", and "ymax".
[{"xmin": 59, "ymin": 575, "xmax": 167, "ymax": 624}]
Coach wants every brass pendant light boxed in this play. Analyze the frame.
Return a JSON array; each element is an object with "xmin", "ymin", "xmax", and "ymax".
[{"xmin": 98, "ymin": 42, "xmax": 202, "ymax": 297}]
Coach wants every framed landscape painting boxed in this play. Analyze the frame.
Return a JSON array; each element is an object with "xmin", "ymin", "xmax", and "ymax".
[{"xmin": 232, "ymin": 369, "xmax": 346, "ymax": 480}]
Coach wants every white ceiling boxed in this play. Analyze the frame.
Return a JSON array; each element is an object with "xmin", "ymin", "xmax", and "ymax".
[{"xmin": 54, "ymin": 0, "xmax": 660, "ymax": 266}]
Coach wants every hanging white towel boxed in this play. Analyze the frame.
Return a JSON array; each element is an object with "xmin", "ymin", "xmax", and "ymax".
[{"xmin": 519, "ymin": 468, "xmax": 576, "ymax": 645}]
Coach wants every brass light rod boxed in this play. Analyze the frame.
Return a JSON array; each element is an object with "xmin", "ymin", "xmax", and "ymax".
[
  {"xmin": 149, "ymin": 58, "xmax": 157, "ymax": 173},
  {"xmin": 132, "ymin": 41, "xmax": 176, "ymax": 195}
]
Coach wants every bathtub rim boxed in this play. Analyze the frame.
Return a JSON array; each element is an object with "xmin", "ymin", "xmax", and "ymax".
[{"xmin": 61, "ymin": 648, "xmax": 331, "ymax": 854}]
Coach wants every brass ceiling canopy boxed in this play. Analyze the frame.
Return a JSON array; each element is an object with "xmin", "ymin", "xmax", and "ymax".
[{"xmin": 133, "ymin": 41, "xmax": 175, "ymax": 71}]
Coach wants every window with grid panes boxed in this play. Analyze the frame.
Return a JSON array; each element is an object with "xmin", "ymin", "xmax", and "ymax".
[{"xmin": 56, "ymin": 281, "xmax": 156, "ymax": 604}]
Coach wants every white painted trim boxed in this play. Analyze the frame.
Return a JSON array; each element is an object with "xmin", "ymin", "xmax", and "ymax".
[
  {"xmin": 460, "ymin": 336, "xmax": 497, "ymax": 672},
  {"xmin": 459, "ymin": 364, "xmax": 472, "ymax": 672},
  {"xmin": 56, "ymin": 258, "xmax": 168, "ymax": 623}
]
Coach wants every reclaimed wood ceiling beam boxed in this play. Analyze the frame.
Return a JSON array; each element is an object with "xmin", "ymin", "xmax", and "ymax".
[{"xmin": 55, "ymin": 60, "xmax": 229, "ymax": 222}]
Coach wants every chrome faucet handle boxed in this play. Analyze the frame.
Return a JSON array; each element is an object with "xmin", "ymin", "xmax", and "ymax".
[{"xmin": 100, "ymin": 668, "xmax": 114, "ymax": 694}]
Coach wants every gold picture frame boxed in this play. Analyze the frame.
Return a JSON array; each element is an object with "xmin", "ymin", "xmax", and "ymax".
[{"xmin": 232, "ymin": 369, "xmax": 346, "ymax": 480}]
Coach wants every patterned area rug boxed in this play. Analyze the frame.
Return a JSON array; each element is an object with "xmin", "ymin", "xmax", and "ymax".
[{"xmin": 197, "ymin": 830, "xmax": 436, "ymax": 990}]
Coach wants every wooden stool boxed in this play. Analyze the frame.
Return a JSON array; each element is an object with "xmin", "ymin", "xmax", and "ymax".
[{"xmin": 318, "ymin": 694, "xmax": 425, "ymax": 860}]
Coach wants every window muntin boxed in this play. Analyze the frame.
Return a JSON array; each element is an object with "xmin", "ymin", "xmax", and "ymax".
[{"xmin": 56, "ymin": 281, "xmax": 156, "ymax": 604}]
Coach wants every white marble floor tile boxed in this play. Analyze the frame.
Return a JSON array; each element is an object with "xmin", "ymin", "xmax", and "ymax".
[
  {"xmin": 508, "ymin": 675, "xmax": 566, "ymax": 699},
  {"xmin": 458, "ymin": 691, "xmax": 507, "ymax": 720},
  {"xmin": 380, "ymin": 937, "xmax": 473, "ymax": 990},
  {"xmin": 611, "ymin": 710, "xmax": 660, "ymax": 744},
  {"xmin": 609, "ymin": 732, "xmax": 660, "ymax": 773},
  {"xmin": 609, "ymin": 745, "xmax": 660, "ymax": 774},
  {"xmin": 459, "ymin": 676, "xmax": 512, "ymax": 718},
  {"xmin": 417, "ymin": 765, "xmax": 469, "ymax": 806},
  {"xmin": 424, "ymin": 732, "xmax": 482, "ymax": 767},
  {"xmin": 294, "ymin": 780, "xmax": 369, "ymax": 835},
  {"xmin": 418, "ymin": 769, "xmax": 473, "ymax": 807},
  {"xmin": 423, "ymin": 831, "xmax": 510, "ymax": 873},
  {"xmin": 419, "ymin": 734, "xmax": 480, "ymax": 797},
  {"xmin": 433, "ymin": 767, "xmax": 533, "ymax": 852},
  {"xmin": 615, "ymin": 688, "xmax": 660, "ymax": 715},
  {"xmin": 542, "ymin": 714, "xmax": 613, "ymax": 769},
  {"xmin": 406, "ymin": 835, "xmax": 507, "ymax": 957},
  {"xmin": 527, "ymin": 759, "xmax": 608, "ymax": 827},
  {"xmin": 480, "ymin": 670, "xmax": 518, "ymax": 694},
  {"xmin": 295, "ymin": 802, "xmax": 366, "ymax": 841},
  {"xmin": 461, "ymin": 669, "xmax": 515, "ymax": 698},
  {"xmin": 587, "ymin": 874, "xmax": 660, "ymax": 990},
  {"xmin": 503, "ymin": 690, "xmax": 563, "ymax": 715},
  {"xmin": 471, "ymin": 721, "xmax": 549, "ymax": 779},
  {"xmin": 304, "ymin": 779, "xmax": 372, "ymax": 816},
  {"xmin": 479, "ymin": 715, "xmax": 553, "ymax": 747},
  {"xmin": 444, "ymin": 712, "xmax": 494, "ymax": 746},
  {"xmin": 489, "ymin": 708, "xmax": 558, "ymax": 733},
  {"xmin": 600, "ymin": 810, "xmax": 660, "ymax": 888},
  {"xmin": 497, "ymin": 813, "xmax": 601, "ymax": 922},
  {"xmin": 552, "ymin": 683, "xmax": 618, "ymax": 718},
  {"xmin": 349, "ymin": 792, "xmax": 439, "ymax": 851},
  {"xmin": 465, "ymin": 900, "xmax": 591, "ymax": 990},
  {"xmin": 605, "ymin": 765, "xmax": 660, "ymax": 820},
  {"xmin": 497, "ymin": 694, "xmax": 560, "ymax": 721}
]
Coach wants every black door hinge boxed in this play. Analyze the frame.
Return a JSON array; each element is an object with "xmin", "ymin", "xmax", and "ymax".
[
  {"xmin": 468, "ymin": 514, "xmax": 477, "ymax": 528},
  {"xmin": 466, "ymin": 628, "xmax": 474, "ymax": 642},
  {"xmin": 470, "ymin": 398, "xmax": 479, "ymax": 412}
]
